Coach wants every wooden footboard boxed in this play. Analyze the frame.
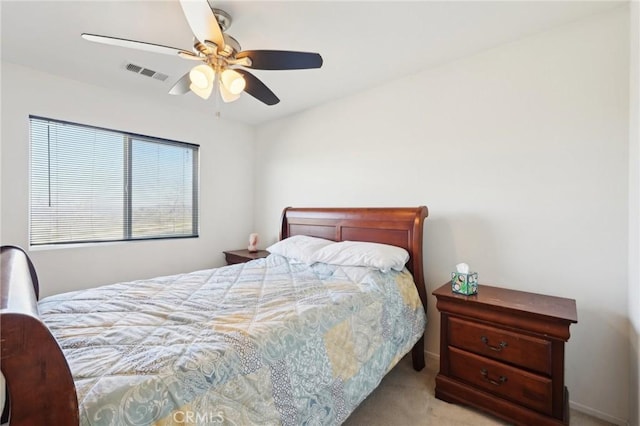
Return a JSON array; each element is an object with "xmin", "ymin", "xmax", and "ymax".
[{"xmin": 1, "ymin": 246, "xmax": 79, "ymax": 425}]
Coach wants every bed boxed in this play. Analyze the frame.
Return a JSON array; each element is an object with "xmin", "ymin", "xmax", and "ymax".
[{"xmin": 1, "ymin": 206, "xmax": 428, "ymax": 425}]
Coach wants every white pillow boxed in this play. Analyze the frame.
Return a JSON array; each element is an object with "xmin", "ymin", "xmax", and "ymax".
[
  {"xmin": 311, "ymin": 241, "xmax": 409, "ymax": 272},
  {"xmin": 266, "ymin": 235, "xmax": 335, "ymax": 263}
]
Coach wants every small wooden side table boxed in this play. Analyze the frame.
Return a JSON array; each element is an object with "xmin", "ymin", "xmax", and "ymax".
[
  {"xmin": 223, "ymin": 249, "xmax": 270, "ymax": 265},
  {"xmin": 433, "ymin": 282, "xmax": 577, "ymax": 426}
]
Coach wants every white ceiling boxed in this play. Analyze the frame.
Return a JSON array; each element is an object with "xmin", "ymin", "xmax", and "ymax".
[{"xmin": 1, "ymin": 0, "xmax": 625, "ymax": 126}]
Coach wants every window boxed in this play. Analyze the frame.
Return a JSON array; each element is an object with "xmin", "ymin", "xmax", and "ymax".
[{"xmin": 30, "ymin": 116, "xmax": 199, "ymax": 246}]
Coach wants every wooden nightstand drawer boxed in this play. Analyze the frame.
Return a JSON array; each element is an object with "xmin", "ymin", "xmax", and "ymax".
[
  {"xmin": 449, "ymin": 316, "xmax": 552, "ymax": 375},
  {"xmin": 449, "ymin": 347, "xmax": 553, "ymax": 415}
]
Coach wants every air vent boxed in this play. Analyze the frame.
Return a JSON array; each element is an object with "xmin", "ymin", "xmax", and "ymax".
[
  {"xmin": 126, "ymin": 63, "xmax": 142, "ymax": 73},
  {"xmin": 152, "ymin": 72, "xmax": 169, "ymax": 81},
  {"xmin": 124, "ymin": 63, "xmax": 169, "ymax": 82},
  {"xmin": 140, "ymin": 68, "xmax": 155, "ymax": 77}
]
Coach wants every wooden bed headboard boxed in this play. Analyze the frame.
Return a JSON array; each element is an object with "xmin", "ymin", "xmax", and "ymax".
[{"xmin": 280, "ymin": 206, "xmax": 429, "ymax": 314}]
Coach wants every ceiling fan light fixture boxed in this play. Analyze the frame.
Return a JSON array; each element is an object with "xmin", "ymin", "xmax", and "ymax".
[
  {"xmin": 219, "ymin": 80, "xmax": 241, "ymax": 103},
  {"xmin": 189, "ymin": 64, "xmax": 213, "ymax": 89},
  {"xmin": 220, "ymin": 68, "xmax": 246, "ymax": 95},
  {"xmin": 189, "ymin": 64, "xmax": 214, "ymax": 99},
  {"xmin": 190, "ymin": 82, "xmax": 213, "ymax": 100}
]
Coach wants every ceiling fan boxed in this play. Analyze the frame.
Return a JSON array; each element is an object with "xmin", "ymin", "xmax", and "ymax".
[{"xmin": 81, "ymin": 0, "xmax": 323, "ymax": 106}]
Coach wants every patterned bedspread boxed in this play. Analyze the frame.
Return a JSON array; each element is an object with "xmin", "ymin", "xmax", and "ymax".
[{"xmin": 39, "ymin": 254, "xmax": 426, "ymax": 426}]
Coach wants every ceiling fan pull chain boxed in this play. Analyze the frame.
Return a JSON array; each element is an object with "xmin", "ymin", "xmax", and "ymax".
[{"xmin": 214, "ymin": 71, "xmax": 221, "ymax": 119}]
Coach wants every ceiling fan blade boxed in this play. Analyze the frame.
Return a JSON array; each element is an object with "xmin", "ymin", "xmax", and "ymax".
[
  {"xmin": 179, "ymin": 0, "xmax": 225, "ymax": 49},
  {"xmin": 236, "ymin": 50, "xmax": 323, "ymax": 70},
  {"xmin": 169, "ymin": 72, "xmax": 191, "ymax": 95},
  {"xmin": 178, "ymin": 51, "xmax": 203, "ymax": 60},
  {"xmin": 81, "ymin": 33, "xmax": 193, "ymax": 57},
  {"xmin": 236, "ymin": 70, "xmax": 280, "ymax": 105}
]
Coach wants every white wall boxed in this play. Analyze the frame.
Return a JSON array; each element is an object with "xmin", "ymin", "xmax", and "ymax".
[
  {"xmin": 254, "ymin": 7, "xmax": 630, "ymax": 424},
  {"xmin": 629, "ymin": 2, "xmax": 640, "ymax": 425},
  {"xmin": 1, "ymin": 63, "xmax": 255, "ymax": 297}
]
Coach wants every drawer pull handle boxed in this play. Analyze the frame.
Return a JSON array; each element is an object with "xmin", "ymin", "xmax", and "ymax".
[
  {"xmin": 480, "ymin": 368, "xmax": 508, "ymax": 386},
  {"xmin": 481, "ymin": 336, "xmax": 508, "ymax": 352}
]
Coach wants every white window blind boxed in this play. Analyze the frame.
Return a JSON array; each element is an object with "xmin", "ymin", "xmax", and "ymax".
[{"xmin": 30, "ymin": 116, "xmax": 199, "ymax": 246}]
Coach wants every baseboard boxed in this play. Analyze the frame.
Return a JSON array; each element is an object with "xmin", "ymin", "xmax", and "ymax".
[
  {"xmin": 569, "ymin": 401, "xmax": 629, "ymax": 426},
  {"xmin": 424, "ymin": 349, "xmax": 628, "ymax": 425},
  {"xmin": 425, "ymin": 350, "xmax": 439, "ymax": 364}
]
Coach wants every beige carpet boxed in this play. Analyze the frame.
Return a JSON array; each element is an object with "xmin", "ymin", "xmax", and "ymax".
[{"xmin": 343, "ymin": 355, "xmax": 615, "ymax": 426}]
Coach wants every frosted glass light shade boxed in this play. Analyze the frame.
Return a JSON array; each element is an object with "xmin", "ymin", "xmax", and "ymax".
[
  {"xmin": 219, "ymin": 81, "xmax": 241, "ymax": 103},
  {"xmin": 220, "ymin": 69, "xmax": 246, "ymax": 95},
  {"xmin": 189, "ymin": 64, "xmax": 214, "ymax": 99}
]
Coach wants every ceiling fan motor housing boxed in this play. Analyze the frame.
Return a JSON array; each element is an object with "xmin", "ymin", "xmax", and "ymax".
[{"xmin": 211, "ymin": 7, "xmax": 232, "ymax": 31}]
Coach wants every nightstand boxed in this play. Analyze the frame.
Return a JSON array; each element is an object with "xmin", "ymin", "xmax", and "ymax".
[
  {"xmin": 223, "ymin": 249, "xmax": 270, "ymax": 265},
  {"xmin": 433, "ymin": 282, "xmax": 577, "ymax": 426}
]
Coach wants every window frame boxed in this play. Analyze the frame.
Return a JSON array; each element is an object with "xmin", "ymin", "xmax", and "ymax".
[{"xmin": 29, "ymin": 115, "xmax": 200, "ymax": 247}]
